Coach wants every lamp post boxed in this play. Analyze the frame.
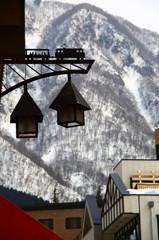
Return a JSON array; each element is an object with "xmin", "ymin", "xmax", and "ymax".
[
  {"xmin": 49, "ymin": 73, "xmax": 91, "ymax": 128},
  {"xmin": 10, "ymin": 85, "xmax": 43, "ymax": 138}
]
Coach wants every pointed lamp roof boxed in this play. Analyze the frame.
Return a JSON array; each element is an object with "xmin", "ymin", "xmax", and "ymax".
[
  {"xmin": 50, "ymin": 81, "xmax": 91, "ymax": 111},
  {"xmin": 10, "ymin": 90, "xmax": 43, "ymax": 123}
]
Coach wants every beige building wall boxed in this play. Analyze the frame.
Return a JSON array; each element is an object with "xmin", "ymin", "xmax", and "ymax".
[
  {"xmin": 94, "ymin": 225, "xmax": 102, "ymax": 240},
  {"xmin": 102, "ymin": 233, "xmax": 114, "ymax": 240},
  {"xmin": 139, "ymin": 195, "xmax": 159, "ymax": 240},
  {"xmin": 26, "ymin": 207, "xmax": 84, "ymax": 240},
  {"xmin": 102, "ymin": 159, "xmax": 159, "ymax": 239},
  {"xmin": 114, "ymin": 159, "xmax": 159, "ymax": 188},
  {"xmin": 81, "ymin": 198, "xmax": 102, "ymax": 240},
  {"xmin": 82, "ymin": 225, "xmax": 102, "ymax": 240},
  {"xmin": 82, "ymin": 229, "xmax": 94, "ymax": 240},
  {"xmin": 124, "ymin": 195, "xmax": 139, "ymax": 213}
]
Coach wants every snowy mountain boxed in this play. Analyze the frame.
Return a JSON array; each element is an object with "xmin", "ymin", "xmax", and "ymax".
[{"xmin": 0, "ymin": 0, "xmax": 159, "ymax": 201}]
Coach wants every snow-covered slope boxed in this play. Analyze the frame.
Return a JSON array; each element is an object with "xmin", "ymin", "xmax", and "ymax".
[{"xmin": 0, "ymin": 1, "xmax": 159, "ymax": 201}]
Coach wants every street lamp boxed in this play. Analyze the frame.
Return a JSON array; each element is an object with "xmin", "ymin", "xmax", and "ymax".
[
  {"xmin": 10, "ymin": 73, "xmax": 91, "ymax": 138},
  {"xmin": 0, "ymin": 0, "xmax": 94, "ymax": 138},
  {"xmin": 10, "ymin": 85, "xmax": 43, "ymax": 138},
  {"xmin": 49, "ymin": 74, "xmax": 91, "ymax": 128}
]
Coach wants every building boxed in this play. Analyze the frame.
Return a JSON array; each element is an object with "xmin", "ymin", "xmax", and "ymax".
[
  {"xmin": 0, "ymin": 184, "xmax": 103, "ymax": 240},
  {"xmin": 21, "ymin": 201, "xmax": 85, "ymax": 240},
  {"xmin": 0, "ymin": 194, "xmax": 63, "ymax": 240},
  {"xmin": 101, "ymin": 159, "xmax": 159, "ymax": 240},
  {"xmin": 81, "ymin": 195, "xmax": 102, "ymax": 240},
  {"xmin": 18, "ymin": 159, "xmax": 159, "ymax": 240}
]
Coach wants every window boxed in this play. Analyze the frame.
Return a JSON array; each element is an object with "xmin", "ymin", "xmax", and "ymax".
[
  {"xmin": 38, "ymin": 219, "xmax": 53, "ymax": 230},
  {"xmin": 66, "ymin": 217, "xmax": 81, "ymax": 229}
]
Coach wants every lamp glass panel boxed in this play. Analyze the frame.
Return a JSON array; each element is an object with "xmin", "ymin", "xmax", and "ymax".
[
  {"xmin": 76, "ymin": 105, "xmax": 84, "ymax": 124},
  {"xmin": 57, "ymin": 105, "xmax": 85, "ymax": 127},
  {"xmin": 67, "ymin": 122, "xmax": 80, "ymax": 127},
  {"xmin": 58, "ymin": 105, "xmax": 74, "ymax": 123},
  {"xmin": 17, "ymin": 116, "xmax": 37, "ymax": 137}
]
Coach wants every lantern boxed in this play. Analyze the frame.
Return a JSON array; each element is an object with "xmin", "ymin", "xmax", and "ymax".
[
  {"xmin": 10, "ymin": 89, "xmax": 43, "ymax": 138},
  {"xmin": 49, "ymin": 74, "xmax": 91, "ymax": 128}
]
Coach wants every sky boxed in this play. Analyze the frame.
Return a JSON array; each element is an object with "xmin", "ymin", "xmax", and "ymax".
[{"xmin": 53, "ymin": 0, "xmax": 159, "ymax": 34}]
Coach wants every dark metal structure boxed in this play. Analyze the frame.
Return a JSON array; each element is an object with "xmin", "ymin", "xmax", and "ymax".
[
  {"xmin": 0, "ymin": 48, "xmax": 94, "ymax": 99},
  {"xmin": 25, "ymin": 49, "xmax": 50, "ymax": 61},
  {"xmin": 0, "ymin": 0, "xmax": 25, "ymax": 59},
  {"xmin": 50, "ymin": 73, "xmax": 91, "ymax": 128},
  {"xmin": 0, "ymin": 47, "xmax": 94, "ymax": 137},
  {"xmin": 55, "ymin": 48, "xmax": 85, "ymax": 60},
  {"xmin": 0, "ymin": 1, "xmax": 95, "ymax": 136},
  {"xmin": 0, "ymin": 64, "xmax": 4, "ymax": 99},
  {"xmin": 10, "ymin": 87, "xmax": 43, "ymax": 138}
]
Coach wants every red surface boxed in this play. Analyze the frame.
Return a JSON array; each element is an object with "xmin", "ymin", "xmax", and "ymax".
[{"xmin": 0, "ymin": 195, "xmax": 64, "ymax": 240}]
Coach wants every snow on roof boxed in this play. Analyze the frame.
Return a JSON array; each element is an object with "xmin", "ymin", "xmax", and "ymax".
[{"xmin": 127, "ymin": 188, "xmax": 159, "ymax": 195}]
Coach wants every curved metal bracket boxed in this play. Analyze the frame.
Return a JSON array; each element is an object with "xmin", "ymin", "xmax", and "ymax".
[{"xmin": 0, "ymin": 59, "xmax": 94, "ymax": 99}]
